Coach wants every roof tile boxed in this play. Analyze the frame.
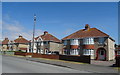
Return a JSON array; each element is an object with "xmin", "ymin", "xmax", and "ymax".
[{"xmin": 62, "ymin": 25, "xmax": 109, "ymax": 40}]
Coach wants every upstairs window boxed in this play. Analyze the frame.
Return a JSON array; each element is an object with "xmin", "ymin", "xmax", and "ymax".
[
  {"xmin": 99, "ymin": 37, "xmax": 105, "ymax": 44},
  {"xmin": 70, "ymin": 39, "xmax": 79, "ymax": 45},
  {"xmin": 83, "ymin": 38, "xmax": 94, "ymax": 45},
  {"xmin": 64, "ymin": 40, "xmax": 67, "ymax": 45}
]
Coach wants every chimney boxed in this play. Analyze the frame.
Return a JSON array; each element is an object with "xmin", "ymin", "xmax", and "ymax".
[
  {"xmin": 5, "ymin": 38, "xmax": 8, "ymax": 40},
  {"xmin": 19, "ymin": 35, "xmax": 23, "ymax": 38},
  {"xmin": 85, "ymin": 24, "xmax": 90, "ymax": 30},
  {"xmin": 44, "ymin": 31, "xmax": 48, "ymax": 35}
]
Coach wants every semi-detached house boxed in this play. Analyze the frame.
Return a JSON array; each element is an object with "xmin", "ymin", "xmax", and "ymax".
[{"xmin": 62, "ymin": 24, "xmax": 115, "ymax": 61}]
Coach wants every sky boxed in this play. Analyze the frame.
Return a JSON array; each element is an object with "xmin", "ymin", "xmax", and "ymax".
[{"xmin": 2, "ymin": 2, "xmax": 118, "ymax": 44}]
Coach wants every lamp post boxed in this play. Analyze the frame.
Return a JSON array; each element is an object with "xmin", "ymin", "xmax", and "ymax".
[{"xmin": 32, "ymin": 14, "xmax": 36, "ymax": 53}]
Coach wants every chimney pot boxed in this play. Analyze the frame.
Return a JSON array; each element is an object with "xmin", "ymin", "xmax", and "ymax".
[
  {"xmin": 85, "ymin": 24, "xmax": 90, "ymax": 30},
  {"xmin": 44, "ymin": 31, "xmax": 48, "ymax": 35},
  {"xmin": 5, "ymin": 38, "xmax": 8, "ymax": 40},
  {"xmin": 19, "ymin": 35, "xmax": 22, "ymax": 38}
]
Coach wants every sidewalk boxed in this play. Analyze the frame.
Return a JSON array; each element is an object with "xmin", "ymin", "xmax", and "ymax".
[
  {"xmin": 91, "ymin": 60, "xmax": 116, "ymax": 67},
  {"xmin": 4, "ymin": 55, "xmax": 119, "ymax": 73}
]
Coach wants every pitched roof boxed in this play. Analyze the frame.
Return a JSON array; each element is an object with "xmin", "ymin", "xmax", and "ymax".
[
  {"xmin": 2, "ymin": 38, "xmax": 9, "ymax": 45},
  {"xmin": 14, "ymin": 35, "xmax": 29, "ymax": 44},
  {"xmin": 62, "ymin": 24, "xmax": 109, "ymax": 40},
  {"xmin": 35, "ymin": 31, "xmax": 61, "ymax": 43}
]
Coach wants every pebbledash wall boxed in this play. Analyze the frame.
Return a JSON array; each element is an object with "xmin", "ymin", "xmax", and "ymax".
[{"xmin": 49, "ymin": 42, "xmax": 63, "ymax": 54}]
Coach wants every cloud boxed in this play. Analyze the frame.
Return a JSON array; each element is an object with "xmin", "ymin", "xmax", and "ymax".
[{"xmin": 2, "ymin": 14, "xmax": 43, "ymax": 41}]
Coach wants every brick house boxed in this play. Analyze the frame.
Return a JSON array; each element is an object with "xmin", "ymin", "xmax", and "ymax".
[
  {"xmin": 14, "ymin": 35, "xmax": 29, "ymax": 52},
  {"xmin": 2, "ymin": 38, "xmax": 10, "ymax": 51},
  {"xmin": 29, "ymin": 31, "xmax": 63, "ymax": 54},
  {"xmin": 1, "ymin": 38, "xmax": 17, "ymax": 51},
  {"xmin": 62, "ymin": 24, "xmax": 115, "ymax": 61}
]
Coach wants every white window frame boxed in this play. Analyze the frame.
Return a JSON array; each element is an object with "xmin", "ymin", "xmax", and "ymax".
[
  {"xmin": 83, "ymin": 38, "xmax": 94, "ymax": 45},
  {"xmin": 70, "ymin": 39, "xmax": 79, "ymax": 45},
  {"xmin": 83, "ymin": 49, "xmax": 94, "ymax": 55}
]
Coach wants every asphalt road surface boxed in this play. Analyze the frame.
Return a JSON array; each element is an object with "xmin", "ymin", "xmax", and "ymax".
[{"xmin": 2, "ymin": 55, "xmax": 90, "ymax": 73}]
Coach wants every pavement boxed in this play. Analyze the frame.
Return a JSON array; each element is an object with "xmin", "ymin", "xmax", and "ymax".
[
  {"xmin": 91, "ymin": 60, "xmax": 116, "ymax": 67},
  {"xmin": 2, "ymin": 55, "xmax": 119, "ymax": 73}
]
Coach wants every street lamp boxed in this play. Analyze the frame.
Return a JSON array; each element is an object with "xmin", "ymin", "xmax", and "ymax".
[{"xmin": 32, "ymin": 14, "xmax": 36, "ymax": 53}]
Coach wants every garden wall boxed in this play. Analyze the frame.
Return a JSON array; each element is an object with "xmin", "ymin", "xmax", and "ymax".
[
  {"xmin": 59, "ymin": 55, "xmax": 90, "ymax": 64},
  {"xmin": 116, "ymin": 56, "xmax": 120, "ymax": 67},
  {"xmin": 32, "ymin": 54, "xmax": 59, "ymax": 59},
  {"xmin": 14, "ymin": 52, "xmax": 91, "ymax": 64}
]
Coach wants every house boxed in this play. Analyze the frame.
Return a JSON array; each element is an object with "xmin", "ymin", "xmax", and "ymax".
[
  {"xmin": 2, "ymin": 38, "xmax": 10, "ymax": 51},
  {"xmin": 1, "ymin": 38, "xmax": 17, "ymax": 51},
  {"xmin": 29, "ymin": 31, "xmax": 63, "ymax": 54},
  {"xmin": 115, "ymin": 45, "xmax": 120, "ymax": 56},
  {"xmin": 14, "ymin": 35, "xmax": 29, "ymax": 52},
  {"xmin": 62, "ymin": 24, "xmax": 115, "ymax": 61}
]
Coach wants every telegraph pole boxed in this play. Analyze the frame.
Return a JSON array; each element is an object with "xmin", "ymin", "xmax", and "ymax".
[{"xmin": 32, "ymin": 14, "xmax": 36, "ymax": 53}]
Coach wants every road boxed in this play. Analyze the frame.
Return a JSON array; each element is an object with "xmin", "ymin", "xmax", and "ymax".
[{"xmin": 2, "ymin": 55, "xmax": 90, "ymax": 73}]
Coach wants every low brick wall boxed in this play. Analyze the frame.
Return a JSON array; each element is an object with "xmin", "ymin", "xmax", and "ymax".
[
  {"xmin": 14, "ymin": 52, "xmax": 90, "ymax": 64},
  {"xmin": 14, "ymin": 52, "xmax": 34, "ymax": 56},
  {"xmin": 116, "ymin": 56, "xmax": 120, "ymax": 67},
  {"xmin": 26, "ymin": 53, "xmax": 33, "ymax": 56},
  {"xmin": 14, "ymin": 52, "xmax": 26, "ymax": 56},
  {"xmin": 59, "ymin": 55, "xmax": 91, "ymax": 64},
  {"xmin": 32, "ymin": 54, "xmax": 90, "ymax": 64},
  {"xmin": 32, "ymin": 54, "xmax": 59, "ymax": 59}
]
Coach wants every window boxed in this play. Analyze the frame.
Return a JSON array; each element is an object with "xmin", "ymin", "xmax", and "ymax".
[
  {"xmin": 99, "ymin": 37, "xmax": 105, "ymax": 44},
  {"xmin": 83, "ymin": 38, "xmax": 94, "ymax": 45},
  {"xmin": 83, "ymin": 49, "xmax": 94, "ymax": 55},
  {"xmin": 118, "ymin": 51, "xmax": 120, "ymax": 55},
  {"xmin": 44, "ymin": 41, "xmax": 48, "ymax": 44},
  {"xmin": 64, "ymin": 40, "xmax": 67, "ymax": 45},
  {"xmin": 70, "ymin": 39, "xmax": 79, "ymax": 45},
  {"xmin": 70, "ymin": 49, "xmax": 79, "ymax": 55}
]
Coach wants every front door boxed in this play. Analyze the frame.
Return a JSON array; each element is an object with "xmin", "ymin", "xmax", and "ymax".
[{"xmin": 99, "ymin": 50, "xmax": 106, "ymax": 60}]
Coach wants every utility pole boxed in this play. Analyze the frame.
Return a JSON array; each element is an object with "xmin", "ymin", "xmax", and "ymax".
[{"xmin": 32, "ymin": 14, "xmax": 36, "ymax": 53}]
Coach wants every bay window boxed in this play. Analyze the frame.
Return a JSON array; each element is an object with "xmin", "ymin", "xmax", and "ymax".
[
  {"xmin": 83, "ymin": 49, "xmax": 94, "ymax": 55},
  {"xmin": 83, "ymin": 38, "xmax": 94, "ymax": 45},
  {"xmin": 70, "ymin": 49, "xmax": 79, "ymax": 55},
  {"xmin": 70, "ymin": 39, "xmax": 79, "ymax": 45}
]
